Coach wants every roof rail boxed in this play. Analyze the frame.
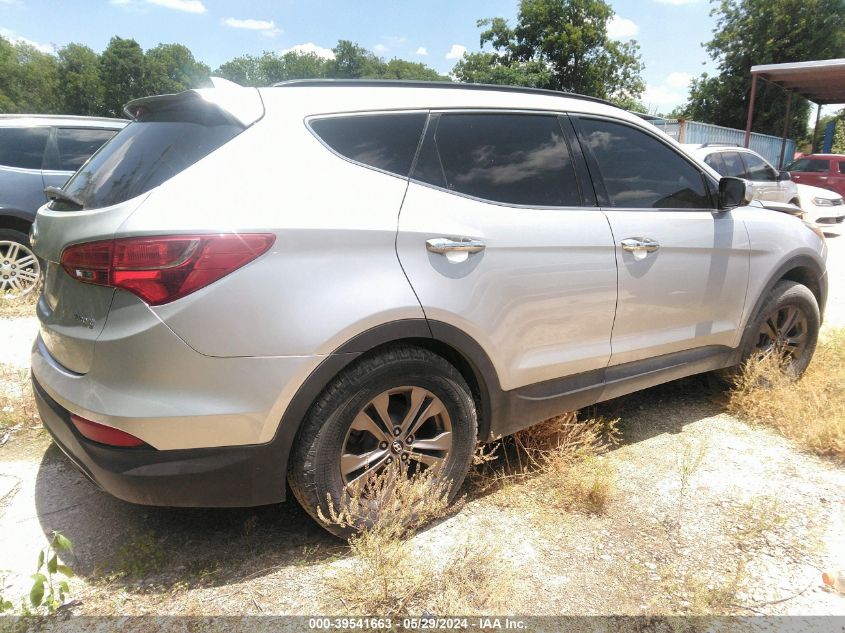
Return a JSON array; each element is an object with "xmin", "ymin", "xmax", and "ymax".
[
  {"xmin": 700, "ymin": 142, "xmax": 740, "ymax": 148},
  {"xmin": 271, "ymin": 79, "xmax": 616, "ymax": 107},
  {"xmin": 0, "ymin": 113, "xmax": 129, "ymax": 123}
]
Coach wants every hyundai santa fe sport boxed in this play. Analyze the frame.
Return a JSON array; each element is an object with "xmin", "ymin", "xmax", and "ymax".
[{"xmin": 30, "ymin": 80, "xmax": 828, "ymax": 535}]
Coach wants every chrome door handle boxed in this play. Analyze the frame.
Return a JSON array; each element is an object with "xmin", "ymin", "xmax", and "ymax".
[
  {"xmin": 425, "ymin": 237, "xmax": 486, "ymax": 254},
  {"xmin": 620, "ymin": 237, "xmax": 659, "ymax": 253}
]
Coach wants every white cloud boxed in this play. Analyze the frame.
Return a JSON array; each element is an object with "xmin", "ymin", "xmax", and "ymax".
[
  {"xmin": 653, "ymin": 0, "xmax": 700, "ymax": 4},
  {"xmin": 445, "ymin": 44, "xmax": 467, "ymax": 60},
  {"xmin": 383, "ymin": 36, "xmax": 407, "ymax": 47},
  {"xmin": 222, "ymin": 17, "xmax": 281, "ymax": 37},
  {"xmin": 373, "ymin": 43, "xmax": 388, "ymax": 54},
  {"xmin": 0, "ymin": 27, "xmax": 54, "ymax": 54},
  {"xmin": 607, "ymin": 15, "xmax": 639, "ymax": 39},
  {"xmin": 642, "ymin": 83, "xmax": 686, "ymax": 111},
  {"xmin": 665, "ymin": 71, "xmax": 692, "ymax": 89},
  {"xmin": 0, "ymin": 0, "xmax": 22, "ymax": 5},
  {"xmin": 415, "ymin": 46, "xmax": 428, "ymax": 56},
  {"xmin": 146, "ymin": 0, "xmax": 206, "ymax": 13},
  {"xmin": 280, "ymin": 42, "xmax": 335, "ymax": 60}
]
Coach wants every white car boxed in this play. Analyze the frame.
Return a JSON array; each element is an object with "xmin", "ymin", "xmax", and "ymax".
[
  {"xmin": 683, "ymin": 144, "xmax": 799, "ymax": 205},
  {"xmin": 796, "ymin": 183, "xmax": 845, "ymax": 234}
]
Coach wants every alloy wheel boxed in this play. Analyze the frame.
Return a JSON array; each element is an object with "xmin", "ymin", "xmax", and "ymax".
[
  {"xmin": 0, "ymin": 240, "xmax": 40, "ymax": 299},
  {"xmin": 340, "ymin": 386, "xmax": 453, "ymax": 487},
  {"xmin": 756, "ymin": 303, "xmax": 809, "ymax": 363}
]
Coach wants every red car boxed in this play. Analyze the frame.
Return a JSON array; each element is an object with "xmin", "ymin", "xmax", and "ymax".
[{"xmin": 786, "ymin": 154, "xmax": 845, "ymax": 198}]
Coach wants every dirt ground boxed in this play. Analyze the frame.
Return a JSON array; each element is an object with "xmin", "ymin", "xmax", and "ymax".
[{"xmin": 1, "ymin": 234, "xmax": 844, "ymax": 617}]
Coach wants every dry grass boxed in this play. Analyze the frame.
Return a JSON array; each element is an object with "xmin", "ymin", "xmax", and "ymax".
[
  {"xmin": 0, "ymin": 362, "xmax": 38, "ymax": 433},
  {"xmin": 472, "ymin": 412, "xmax": 620, "ymax": 515},
  {"xmin": 660, "ymin": 496, "xmax": 791, "ymax": 615},
  {"xmin": 319, "ymin": 464, "xmax": 514, "ymax": 615},
  {"xmin": 0, "ymin": 289, "xmax": 38, "ymax": 319},
  {"xmin": 728, "ymin": 329, "xmax": 845, "ymax": 462}
]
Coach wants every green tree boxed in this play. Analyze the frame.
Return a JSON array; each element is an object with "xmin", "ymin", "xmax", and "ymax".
[
  {"xmin": 452, "ymin": 0, "xmax": 645, "ymax": 104},
  {"xmin": 831, "ymin": 111, "xmax": 845, "ymax": 153},
  {"xmin": 0, "ymin": 36, "xmax": 59, "ymax": 113},
  {"xmin": 454, "ymin": 52, "xmax": 551, "ymax": 87},
  {"xmin": 214, "ymin": 51, "xmax": 329, "ymax": 86},
  {"xmin": 214, "ymin": 41, "xmax": 446, "ymax": 86},
  {"xmin": 57, "ymin": 43, "xmax": 102, "ymax": 115},
  {"xmin": 329, "ymin": 40, "xmax": 383, "ymax": 78},
  {"xmin": 677, "ymin": 0, "xmax": 845, "ymax": 139},
  {"xmin": 144, "ymin": 43, "xmax": 210, "ymax": 95},
  {"xmin": 0, "ymin": 36, "xmax": 18, "ymax": 111},
  {"xmin": 214, "ymin": 55, "xmax": 263, "ymax": 85},
  {"xmin": 99, "ymin": 36, "xmax": 146, "ymax": 116},
  {"xmin": 377, "ymin": 58, "xmax": 449, "ymax": 81}
]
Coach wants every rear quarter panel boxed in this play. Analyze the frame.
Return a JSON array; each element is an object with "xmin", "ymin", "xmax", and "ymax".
[
  {"xmin": 0, "ymin": 167, "xmax": 46, "ymax": 220},
  {"xmin": 123, "ymin": 103, "xmax": 425, "ymax": 357}
]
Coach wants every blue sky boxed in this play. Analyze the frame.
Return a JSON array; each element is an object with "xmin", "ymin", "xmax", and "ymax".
[{"xmin": 1, "ymin": 0, "xmax": 724, "ymax": 112}]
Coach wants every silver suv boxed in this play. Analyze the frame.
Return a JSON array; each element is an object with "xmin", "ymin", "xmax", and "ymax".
[
  {"xmin": 30, "ymin": 81, "xmax": 827, "ymax": 534},
  {"xmin": 684, "ymin": 143, "xmax": 799, "ymax": 205},
  {"xmin": 0, "ymin": 115, "xmax": 126, "ymax": 298}
]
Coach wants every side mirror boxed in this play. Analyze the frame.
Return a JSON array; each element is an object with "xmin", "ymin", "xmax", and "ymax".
[
  {"xmin": 778, "ymin": 170, "xmax": 792, "ymax": 182},
  {"xmin": 718, "ymin": 177, "xmax": 753, "ymax": 210}
]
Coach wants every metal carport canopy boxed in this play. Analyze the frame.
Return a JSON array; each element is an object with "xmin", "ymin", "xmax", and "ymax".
[
  {"xmin": 744, "ymin": 59, "xmax": 845, "ymax": 160},
  {"xmin": 751, "ymin": 58, "xmax": 845, "ymax": 104}
]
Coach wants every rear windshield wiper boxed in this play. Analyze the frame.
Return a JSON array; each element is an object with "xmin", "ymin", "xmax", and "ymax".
[{"xmin": 44, "ymin": 186, "xmax": 84, "ymax": 210}]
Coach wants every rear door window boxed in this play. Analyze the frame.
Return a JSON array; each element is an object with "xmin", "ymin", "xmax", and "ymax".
[
  {"xmin": 310, "ymin": 113, "xmax": 426, "ymax": 177},
  {"xmin": 577, "ymin": 118, "xmax": 710, "ymax": 209},
  {"xmin": 838, "ymin": 161, "xmax": 845, "ymax": 175},
  {"xmin": 60, "ymin": 98, "xmax": 243, "ymax": 210},
  {"xmin": 703, "ymin": 152, "xmax": 726, "ymax": 175},
  {"xmin": 0, "ymin": 127, "xmax": 49, "ymax": 170},
  {"xmin": 55, "ymin": 128, "xmax": 119, "ymax": 172},
  {"xmin": 412, "ymin": 113, "xmax": 582, "ymax": 207},
  {"xmin": 720, "ymin": 152, "xmax": 746, "ymax": 178}
]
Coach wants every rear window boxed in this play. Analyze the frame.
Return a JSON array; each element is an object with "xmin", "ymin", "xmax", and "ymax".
[
  {"xmin": 59, "ymin": 99, "xmax": 243, "ymax": 210},
  {"xmin": 787, "ymin": 158, "xmax": 830, "ymax": 173},
  {"xmin": 55, "ymin": 128, "xmax": 119, "ymax": 172},
  {"xmin": 0, "ymin": 127, "xmax": 49, "ymax": 170},
  {"xmin": 310, "ymin": 113, "xmax": 426, "ymax": 177}
]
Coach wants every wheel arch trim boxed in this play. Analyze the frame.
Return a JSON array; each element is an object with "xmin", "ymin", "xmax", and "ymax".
[
  {"xmin": 269, "ymin": 318, "xmax": 502, "ymax": 498},
  {"xmin": 0, "ymin": 209, "xmax": 36, "ymax": 234},
  {"xmin": 736, "ymin": 253, "xmax": 827, "ymax": 359}
]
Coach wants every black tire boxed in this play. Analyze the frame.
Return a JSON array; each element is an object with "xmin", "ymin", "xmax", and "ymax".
[
  {"xmin": 731, "ymin": 280, "xmax": 820, "ymax": 379},
  {"xmin": 288, "ymin": 345, "xmax": 477, "ymax": 538},
  {"xmin": 0, "ymin": 227, "xmax": 41, "ymax": 299}
]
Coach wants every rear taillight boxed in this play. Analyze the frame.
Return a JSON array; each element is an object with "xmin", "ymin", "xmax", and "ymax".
[
  {"xmin": 61, "ymin": 234, "xmax": 275, "ymax": 305},
  {"xmin": 70, "ymin": 414, "xmax": 145, "ymax": 448}
]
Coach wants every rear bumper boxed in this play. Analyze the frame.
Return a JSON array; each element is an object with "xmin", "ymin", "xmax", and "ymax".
[{"xmin": 33, "ymin": 374, "xmax": 287, "ymax": 507}]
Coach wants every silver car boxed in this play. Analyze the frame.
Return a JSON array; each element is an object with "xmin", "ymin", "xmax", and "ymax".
[
  {"xmin": 0, "ymin": 115, "xmax": 126, "ymax": 298},
  {"xmin": 684, "ymin": 143, "xmax": 799, "ymax": 205},
  {"xmin": 30, "ymin": 81, "xmax": 827, "ymax": 535}
]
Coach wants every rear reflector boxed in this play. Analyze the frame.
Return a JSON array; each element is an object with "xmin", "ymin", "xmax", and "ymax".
[
  {"xmin": 70, "ymin": 414, "xmax": 145, "ymax": 448},
  {"xmin": 61, "ymin": 233, "xmax": 275, "ymax": 305}
]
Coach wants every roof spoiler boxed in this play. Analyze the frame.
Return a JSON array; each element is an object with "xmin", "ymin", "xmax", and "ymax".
[{"xmin": 123, "ymin": 80, "xmax": 264, "ymax": 127}]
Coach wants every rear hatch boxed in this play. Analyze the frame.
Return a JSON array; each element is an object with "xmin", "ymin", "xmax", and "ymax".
[{"xmin": 33, "ymin": 87, "xmax": 263, "ymax": 374}]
